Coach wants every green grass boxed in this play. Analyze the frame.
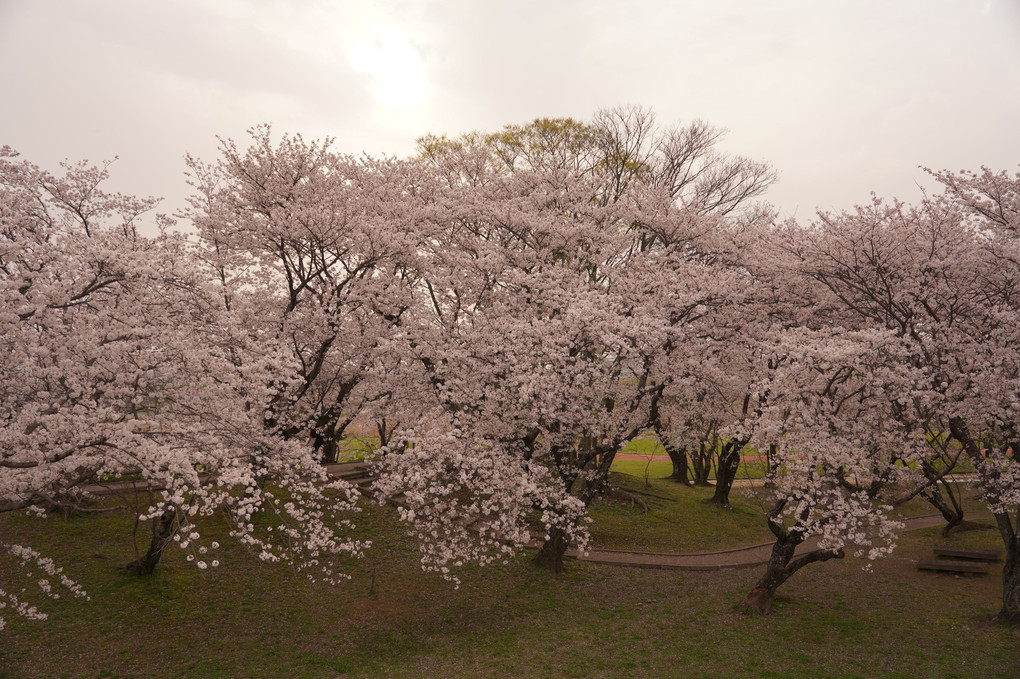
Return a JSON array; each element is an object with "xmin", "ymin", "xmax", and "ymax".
[
  {"xmin": 0, "ymin": 491, "xmax": 1016, "ymax": 678},
  {"xmin": 336, "ymin": 436, "xmax": 381, "ymax": 462},
  {"xmin": 589, "ymin": 470, "xmax": 773, "ymax": 552},
  {"xmin": 611, "ymin": 457, "xmax": 768, "ymax": 481},
  {"xmin": 620, "ymin": 436, "xmax": 667, "ymax": 456}
]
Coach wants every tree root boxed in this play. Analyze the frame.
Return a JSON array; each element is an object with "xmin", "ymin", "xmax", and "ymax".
[
  {"xmin": 607, "ymin": 487, "xmax": 649, "ymax": 512},
  {"xmin": 943, "ymin": 519, "xmax": 995, "ymax": 536}
]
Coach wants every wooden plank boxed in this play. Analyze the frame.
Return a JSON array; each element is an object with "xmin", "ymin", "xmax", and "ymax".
[
  {"xmin": 917, "ymin": 559, "xmax": 989, "ymax": 574},
  {"xmin": 933, "ymin": 546, "xmax": 1002, "ymax": 562}
]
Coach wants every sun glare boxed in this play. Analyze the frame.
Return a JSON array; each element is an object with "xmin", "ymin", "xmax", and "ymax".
[{"xmin": 346, "ymin": 26, "xmax": 427, "ymax": 112}]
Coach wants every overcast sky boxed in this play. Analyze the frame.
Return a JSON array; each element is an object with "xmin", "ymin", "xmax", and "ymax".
[{"xmin": 2, "ymin": 0, "xmax": 1018, "ymax": 227}]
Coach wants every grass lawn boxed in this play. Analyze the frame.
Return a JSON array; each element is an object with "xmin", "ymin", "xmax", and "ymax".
[
  {"xmin": 1, "ymin": 488, "xmax": 1017, "ymax": 678},
  {"xmin": 611, "ymin": 456, "xmax": 768, "ymax": 482},
  {"xmin": 589, "ymin": 470, "xmax": 773, "ymax": 552},
  {"xmin": 619, "ymin": 436, "xmax": 667, "ymax": 456}
]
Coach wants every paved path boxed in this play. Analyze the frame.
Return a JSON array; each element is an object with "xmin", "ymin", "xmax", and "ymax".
[{"xmin": 567, "ymin": 514, "xmax": 947, "ymax": 571}]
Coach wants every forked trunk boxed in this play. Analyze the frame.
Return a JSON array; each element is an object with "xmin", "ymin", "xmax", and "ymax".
[
  {"xmin": 539, "ymin": 443, "xmax": 617, "ymax": 575},
  {"xmin": 126, "ymin": 507, "xmax": 178, "ymax": 576},
  {"xmin": 920, "ymin": 481, "xmax": 965, "ymax": 536},
  {"xmin": 319, "ymin": 436, "xmax": 340, "ymax": 464},
  {"xmin": 377, "ymin": 418, "xmax": 398, "ymax": 448},
  {"xmin": 691, "ymin": 442, "xmax": 713, "ymax": 486},
  {"xmin": 742, "ymin": 527, "xmax": 844, "ymax": 613},
  {"xmin": 706, "ymin": 439, "xmax": 743, "ymax": 507}
]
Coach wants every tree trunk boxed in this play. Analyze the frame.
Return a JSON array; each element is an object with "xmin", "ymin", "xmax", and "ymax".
[
  {"xmin": 706, "ymin": 439, "xmax": 743, "ymax": 507},
  {"xmin": 742, "ymin": 532, "xmax": 844, "ymax": 613},
  {"xmin": 948, "ymin": 418, "xmax": 1020, "ymax": 624},
  {"xmin": 377, "ymin": 418, "xmax": 399, "ymax": 449},
  {"xmin": 743, "ymin": 537, "xmax": 798, "ymax": 613},
  {"xmin": 995, "ymin": 440, "xmax": 1020, "ymax": 624},
  {"xmin": 999, "ymin": 532, "xmax": 1020, "ymax": 624},
  {"xmin": 920, "ymin": 481, "xmax": 965, "ymax": 536},
  {"xmin": 765, "ymin": 443, "xmax": 779, "ymax": 476},
  {"xmin": 126, "ymin": 507, "xmax": 178, "ymax": 576},
  {"xmin": 537, "ymin": 442, "xmax": 621, "ymax": 575},
  {"xmin": 664, "ymin": 443, "xmax": 692, "ymax": 485},
  {"xmin": 319, "ymin": 435, "xmax": 340, "ymax": 464},
  {"xmin": 691, "ymin": 441, "xmax": 713, "ymax": 486},
  {"xmin": 536, "ymin": 526, "xmax": 569, "ymax": 574}
]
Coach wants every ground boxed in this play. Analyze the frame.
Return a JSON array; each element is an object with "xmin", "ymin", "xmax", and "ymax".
[{"xmin": 1, "ymin": 471, "xmax": 1017, "ymax": 678}]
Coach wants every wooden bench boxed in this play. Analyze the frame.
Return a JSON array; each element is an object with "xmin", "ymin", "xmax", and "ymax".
[
  {"xmin": 917, "ymin": 558, "xmax": 990, "ymax": 574},
  {"xmin": 932, "ymin": 546, "xmax": 1002, "ymax": 562}
]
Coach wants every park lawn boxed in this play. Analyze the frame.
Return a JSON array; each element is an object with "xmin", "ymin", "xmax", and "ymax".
[
  {"xmin": 342, "ymin": 433, "xmax": 673, "ymax": 461},
  {"xmin": 588, "ymin": 470, "xmax": 774, "ymax": 552},
  {"xmin": 1, "ymin": 491, "xmax": 1017, "ymax": 679},
  {"xmin": 620, "ymin": 435, "xmax": 667, "ymax": 456},
  {"xmin": 337, "ymin": 436, "xmax": 380, "ymax": 462},
  {"xmin": 611, "ymin": 457, "xmax": 768, "ymax": 481}
]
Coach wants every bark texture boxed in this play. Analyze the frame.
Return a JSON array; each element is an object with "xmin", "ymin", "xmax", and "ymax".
[
  {"xmin": 536, "ymin": 526, "xmax": 569, "ymax": 574},
  {"xmin": 742, "ymin": 499, "xmax": 845, "ymax": 613},
  {"xmin": 125, "ymin": 507, "xmax": 178, "ymax": 576},
  {"xmin": 706, "ymin": 438, "xmax": 745, "ymax": 507},
  {"xmin": 742, "ymin": 536, "xmax": 844, "ymax": 613},
  {"xmin": 664, "ymin": 443, "xmax": 692, "ymax": 485}
]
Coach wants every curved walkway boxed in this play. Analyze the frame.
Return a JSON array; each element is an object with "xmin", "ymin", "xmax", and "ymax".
[{"xmin": 568, "ymin": 514, "xmax": 947, "ymax": 571}]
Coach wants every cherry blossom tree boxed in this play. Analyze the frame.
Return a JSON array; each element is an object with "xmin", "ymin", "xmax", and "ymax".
[
  {"xmin": 929, "ymin": 166, "xmax": 1020, "ymax": 622},
  {"xmin": 738, "ymin": 328, "xmax": 930, "ymax": 612},
  {"xmin": 184, "ymin": 126, "xmax": 433, "ymax": 463},
  {"xmin": 765, "ymin": 177, "xmax": 1020, "ymax": 621},
  {"xmin": 1, "ymin": 148, "xmax": 366, "ymax": 628},
  {"xmin": 392, "ymin": 110, "xmax": 778, "ymax": 572},
  {"xmin": 631, "ymin": 178, "xmax": 777, "ymax": 505},
  {"xmin": 379, "ymin": 160, "xmax": 664, "ymax": 573}
]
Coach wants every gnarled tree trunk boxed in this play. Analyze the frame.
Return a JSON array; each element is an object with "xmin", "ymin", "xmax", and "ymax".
[
  {"xmin": 995, "ymin": 530, "xmax": 1020, "ymax": 619},
  {"xmin": 536, "ymin": 442, "xmax": 619, "ymax": 574},
  {"xmin": 690, "ymin": 441, "xmax": 714, "ymax": 486},
  {"xmin": 126, "ymin": 507, "xmax": 178, "ymax": 576},
  {"xmin": 1001, "ymin": 533, "xmax": 1020, "ymax": 624},
  {"xmin": 742, "ymin": 527, "xmax": 844, "ymax": 613},
  {"xmin": 743, "ymin": 500, "xmax": 845, "ymax": 613},
  {"xmin": 919, "ymin": 479, "xmax": 965, "ymax": 536},
  {"xmin": 317, "ymin": 435, "xmax": 340, "ymax": 465}
]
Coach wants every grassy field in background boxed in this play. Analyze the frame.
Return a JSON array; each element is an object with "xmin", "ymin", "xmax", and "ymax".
[
  {"xmin": 340, "ymin": 434, "xmax": 769, "ymax": 480},
  {"xmin": 619, "ymin": 436, "xmax": 667, "ymax": 456},
  {"xmin": 589, "ymin": 470, "xmax": 774, "ymax": 552},
  {"xmin": 1, "ymin": 479, "xmax": 1017, "ymax": 678},
  {"xmin": 611, "ymin": 456, "xmax": 769, "ymax": 482}
]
